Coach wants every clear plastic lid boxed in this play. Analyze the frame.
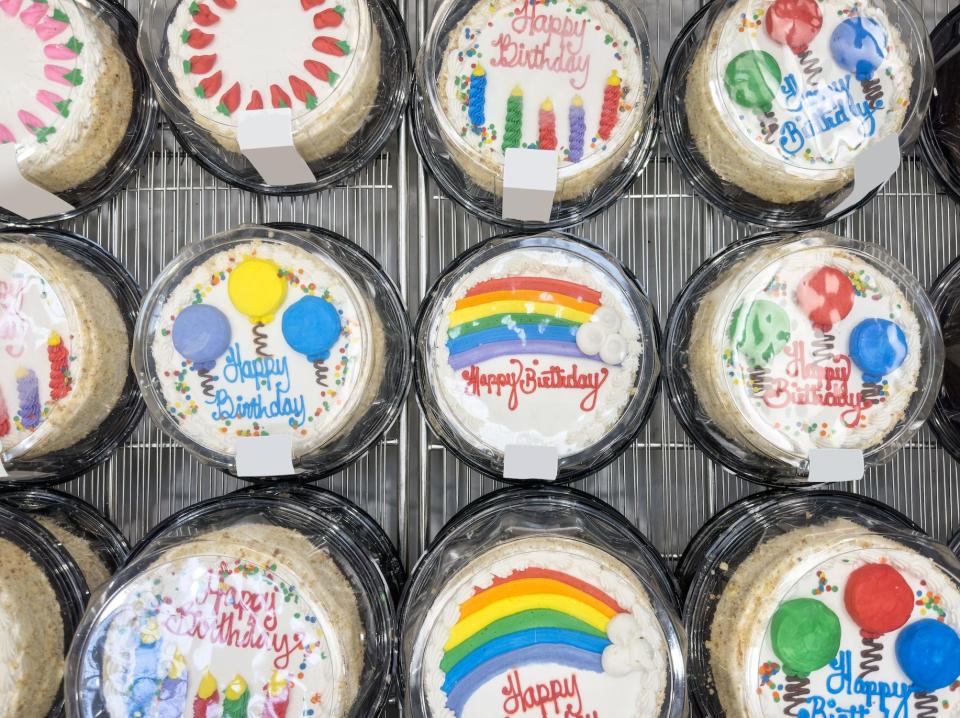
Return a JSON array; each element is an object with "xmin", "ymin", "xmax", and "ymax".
[
  {"xmin": 918, "ymin": 5, "xmax": 960, "ymax": 203},
  {"xmin": 682, "ymin": 490, "xmax": 960, "ymax": 718},
  {"xmin": 416, "ymin": 231, "xmax": 660, "ymax": 482},
  {"xmin": 399, "ymin": 486, "xmax": 687, "ymax": 718},
  {"xmin": 66, "ymin": 493, "xmax": 395, "ymax": 718},
  {"xmin": 664, "ymin": 229, "xmax": 943, "ymax": 485},
  {"xmin": 412, "ymin": 0, "xmax": 659, "ymax": 227},
  {"xmin": 132, "ymin": 223, "xmax": 411, "ymax": 478},
  {"xmin": 0, "ymin": 228, "xmax": 143, "ymax": 483},
  {"xmin": 928, "ymin": 248, "xmax": 960, "ymax": 461}
]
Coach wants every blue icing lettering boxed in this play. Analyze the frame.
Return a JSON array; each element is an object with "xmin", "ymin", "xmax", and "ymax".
[
  {"xmin": 208, "ymin": 386, "xmax": 307, "ymax": 427},
  {"xmin": 221, "ymin": 343, "xmax": 293, "ymax": 393},
  {"xmin": 796, "ymin": 651, "xmax": 914, "ymax": 718},
  {"xmin": 207, "ymin": 343, "xmax": 307, "ymax": 426}
]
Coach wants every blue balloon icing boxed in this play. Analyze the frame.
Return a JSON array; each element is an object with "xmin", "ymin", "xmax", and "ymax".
[
  {"xmin": 171, "ymin": 304, "xmax": 232, "ymax": 372},
  {"xmin": 830, "ymin": 17, "xmax": 887, "ymax": 81},
  {"xmin": 895, "ymin": 619, "xmax": 960, "ymax": 693},
  {"xmin": 849, "ymin": 318, "xmax": 907, "ymax": 383},
  {"xmin": 281, "ymin": 295, "xmax": 342, "ymax": 362}
]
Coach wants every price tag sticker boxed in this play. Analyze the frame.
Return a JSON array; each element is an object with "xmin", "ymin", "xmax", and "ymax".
[
  {"xmin": 502, "ymin": 148, "xmax": 558, "ymax": 223},
  {"xmin": 237, "ymin": 108, "xmax": 315, "ymax": 186},
  {"xmin": 0, "ymin": 143, "xmax": 74, "ymax": 220},
  {"xmin": 829, "ymin": 134, "xmax": 901, "ymax": 216},
  {"xmin": 807, "ymin": 448, "xmax": 865, "ymax": 483},
  {"xmin": 503, "ymin": 444, "xmax": 559, "ymax": 481},
  {"xmin": 234, "ymin": 435, "xmax": 296, "ymax": 478}
]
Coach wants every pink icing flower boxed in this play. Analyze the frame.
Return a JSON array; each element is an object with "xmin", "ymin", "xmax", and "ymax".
[
  {"xmin": 17, "ymin": 110, "xmax": 44, "ymax": 132},
  {"xmin": 36, "ymin": 89, "xmax": 64, "ymax": 114},
  {"xmin": 19, "ymin": 1, "xmax": 47, "ymax": 27},
  {"xmin": 0, "ymin": 0, "xmax": 23, "ymax": 17},
  {"xmin": 44, "ymin": 43, "xmax": 77, "ymax": 60},
  {"xmin": 35, "ymin": 17, "xmax": 68, "ymax": 41},
  {"xmin": 0, "ymin": 124, "xmax": 15, "ymax": 144},
  {"xmin": 45, "ymin": 64, "xmax": 73, "ymax": 86}
]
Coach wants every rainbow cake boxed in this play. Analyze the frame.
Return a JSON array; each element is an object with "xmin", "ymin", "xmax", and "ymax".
[
  {"xmin": 435, "ymin": 0, "xmax": 648, "ymax": 200},
  {"xmin": 1, "ymin": 0, "xmax": 133, "ymax": 194},
  {"xmin": 708, "ymin": 518, "xmax": 960, "ymax": 716},
  {"xmin": 150, "ymin": 239, "xmax": 381, "ymax": 459},
  {"xmin": 427, "ymin": 247, "xmax": 643, "ymax": 458},
  {"xmin": 99, "ymin": 523, "xmax": 364, "ymax": 718},
  {"xmin": 420, "ymin": 536, "xmax": 669, "ymax": 717},
  {"xmin": 0, "ymin": 240, "xmax": 129, "ymax": 464},
  {"xmin": 685, "ymin": 0, "xmax": 913, "ymax": 204},
  {"xmin": 165, "ymin": 0, "xmax": 380, "ymax": 162},
  {"xmin": 688, "ymin": 237, "xmax": 922, "ymax": 467}
]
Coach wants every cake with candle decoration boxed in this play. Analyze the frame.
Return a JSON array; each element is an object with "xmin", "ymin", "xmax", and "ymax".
[
  {"xmin": 164, "ymin": 0, "xmax": 380, "ymax": 162},
  {"xmin": 150, "ymin": 239, "xmax": 381, "ymax": 459},
  {"xmin": 708, "ymin": 518, "xmax": 960, "ymax": 717},
  {"xmin": 420, "ymin": 536, "xmax": 669, "ymax": 717},
  {"xmin": 687, "ymin": 235, "xmax": 922, "ymax": 467},
  {"xmin": 0, "ymin": 239, "xmax": 128, "ymax": 464},
  {"xmin": 99, "ymin": 522, "xmax": 365, "ymax": 718},
  {"xmin": 0, "ymin": 0, "xmax": 133, "ymax": 194},
  {"xmin": 435, "ymin": 0, "xmax": 648, "ymax": 201},
  {"xmin": 685, "ymin": 0, "xmax": 914, "ymax": 204}
]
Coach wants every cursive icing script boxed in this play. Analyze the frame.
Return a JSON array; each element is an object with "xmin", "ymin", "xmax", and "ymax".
[
  {"xmin": 461, "ymin": 358, "xmax": 608, "ymax": 412},
  {"xmin": 208, "ymin": 343, "xmax": 308, "ymax": 427},
  {"xmin": 501, "ymin": 670, "xmax": 598, "ymax": 718},
  {"xmin": 0, "ymin": 276, "xmax": 30, "ymax": 358},
  {"xmin": 489, "ymin": 0, "xmax": 591, "ymax": 89}
]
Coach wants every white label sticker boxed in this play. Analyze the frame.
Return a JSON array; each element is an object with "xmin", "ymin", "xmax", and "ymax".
[
  {"xmin": 234, "ymin": 435, "xmax": 296, "ymax": 478},
  {"xmin": 807, "ymin": 448, "xmax": 865, "ymax": 483},
  {"xmin": 0, "ymin": 144, "xmax": 74, "ymax": 220},
  {"xmin": 829, "ymin": 134, "xmax": 901, "ymax": 216},
  {"xmin": 503, "ymin": 444, "xmax": 559, "ymax": 481},
  {"xmin": 237, "ymin": 109, "xmax": 315, "ymax": 186},
  {"xmin": 502, "ymin": 148, "xmax": 558, "ymax": 222}
]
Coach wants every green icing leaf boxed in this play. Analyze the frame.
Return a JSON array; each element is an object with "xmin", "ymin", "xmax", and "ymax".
[
  {"xmin": 181, "ymin": 29, "xmax": 190, "ymax": 43},
  {"xmin": 336, "ymin": 40, "xmax": 351, "ymax": 54},
  {"xmin": 305, "ymin": 92, "xmax": 318, "ymax": 109},
  {"xmin": 326, "ymin": 70, "xmax": 339, "ymax": 86},
  {"xmin": 183, "ymin": 59, "xmax": 192, "ymax": 73},
  {"xmin": 216, "ymin": 101, "xmax": 230, "ymax": 116},
  {"xmin": 33, "ymin": 126, "xmax": 56, "ymax": 144},
  {"xmin": 189, "ymin": 1, "xmax": 200, "ymax": 14},
  {"xmin": 194, "ymin": 85, "xmax": 206, "ymax": 98},
  {"xmin": 54, "ymin": 99, "xmax": 71, "ymax": 117},
  {"xmin": 51, "ymin": 8, "xmax": 69, "ymax": 22},
  {"xmin": 66, "ymin": 36, "xmax": 83, "ymax": 54},
  {"xmin": 63, "ymin": 68, "xmax": 83, "ymax": 86}
]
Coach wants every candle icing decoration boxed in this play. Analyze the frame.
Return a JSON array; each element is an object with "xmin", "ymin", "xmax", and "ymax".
[
  {"xmin": 830, "ymin": 16, "xmax": 887, "ymax": 109},
  {"xmin": 597, "ymin": 70, "xmax": 621, "ymax": 142},
  {"xmin": 156, "ymin": 651, "xmax": 189, "ymax": 718},
  {"xmin": 15, "ymin": 367, "xmax": 41, "ymax": 430},
  {"xmin": 843, "ymin": 563, "xmax": 913, "ymax": 679},
  {"xmin": 222, "ymin": 675, "xmax": 250, "ymax": 718},
  {"xmin": 468, "ymin": 64, "xmax": 486, "ymax": 128},
  {"xmin": 568, "ymin": 95, "xmax": 586, "ymax": 163},
  {"xmin": 263, "ymin": 671, "xmax": 291, "ymax": 718},
  {"xmin": 171, "ymin": 303, "xmax": 232, "ymax": 397},
  {"xmin": 227, "ymin": 257, "xmax": 288, "ymax": 358},
  {"xmin": 192, "ymin": 671, "xmax": 220, "ymax": 718},
  {"xmin": 502, "ymin": 85, "xmax": 523, "ymax": 151},
  {"xmin": 538, "ymin": 98, "xmax": 557, "ymax": 151},
  {"xmin": 281, "ymin": 294, "xmax": 343, "ymax": 387},
  {"xmin": 128, "ymin": 618, "xmax": 162, "ymax": 718},
  {"xmin": 47, "ymin": 331, "xmax": 72, "ymax": 400}
]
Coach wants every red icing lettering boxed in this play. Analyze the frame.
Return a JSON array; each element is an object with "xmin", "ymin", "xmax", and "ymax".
[
  {"xmin": 460, "ymin": 358, "xmax": 608, "ymax": 412},
  {"xmin": 501, "ymin": 670, "xmax": 598, "ymax": 718},
  {"xmin": 0, "ymin": 277, "xmax": 29, "ymax": 358}
]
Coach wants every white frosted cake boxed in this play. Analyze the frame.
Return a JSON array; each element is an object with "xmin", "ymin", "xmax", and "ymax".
[
  {"xmin": 420, "ymin": 536, "xmax": 669, "ymax": 718},
  {"xmin": 151, "ymin": 239, "xmax": 380, "ymax": 459},
  {"xmin": 165, "ymin": 0, "xmax": 380, "ymax": 162},
  {"xmin": 99, "ymin": 523, "xmax": 364, "ymax": 718},
  {"xmin": 436, "ymin": 0, "xmax": 647, "ymax": 200},
  {"xmin": 708, "ymin": 519, "xmax": 960, "ymax": 717},
  {"xmin": 0, "ymin": 240, "xmax": 129, "ymax": 463},
  {"xmin": 427, "ymin": 247, "xmax": 643, "ymax": 458},
  {"xmin": 688, "ymin": 239, "xmax": 921, "ymax": 465},
  {"xmin": 686, "ymin": 0, "xmax": 913, "ymax": 203},
  {"xmin": 0, "ymin": 0, "xmax": 133, "ymax": 194}
]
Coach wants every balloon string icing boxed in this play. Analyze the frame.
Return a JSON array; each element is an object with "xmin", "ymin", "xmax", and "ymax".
[
  {"xmin": 862, "ymin": 78, "xmax": 884, "ymax": 110},
  {"xmin": 761, "ymin": 111, "xmax": 779, "ymax": 145},
  {"xmin": 797, "ymin": 50, "xmax": 823, "ymax": 87},
  {"xmin": 858, "ymin": 635, "xmax": 883, "ymax": 679},
  {"xmin": 313, "ymin": 359, "xmax": 328, "ymax": 387},
  {"xmin": 811, "ymin": 331, "xmax": 835, "ymax": 364},
  {"xmin": 253, "ymin": 322, "xmax": 272, "ymax": 358},
  {"xmin": 915, "ymin": 692, "xmax": 940, "ymax": 717},
  {"xmin": 748, "ymin": 365, "xmax": 771, "ymax": 395},
  {"xmin": 197, "ymin": 368, "xmax": 216, "ymax": 398},
  {"xmin": 782, "ymin": 676, "xmax": 811, "ymax": 717},
  {"xmin": 860, "ymin": 381, "xmax": 884, "ymax": 409}
]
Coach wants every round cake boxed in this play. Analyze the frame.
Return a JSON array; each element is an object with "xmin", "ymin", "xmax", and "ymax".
[
  {"xmin": 708, "ymin": 518, "xmax": 960, "ymax": 717},
  {"xmin": 688, "ymin": 236, "xmax": 922, "ymax": 466},
  {"xmin": 35, "ymin": 515, "xmax": 111, "ymax": 590},
  {"xmin": 150, "ymin": 238, "xmax": 380, "ymax": 459},
  {"xmin": 434, "ymin": 0, "xmax": 648, "ymax": 200},
  {"xmin": 99, "ymin": 523, "xmax": 364, "ymax": 718},
  {"xmin": 425, "ymin": 246, "xmax": 645, "ymax": 458},
  {"xmin": 0, "ymin": 239, "xmax": 129, "ymax": 463},
  {"xmin": 0, "ymin": 0, "xmax": 133, "ymax": 194},
  {"xmin": 685, "ymin": 0, "xmax": 913, "ymax": 204},
  {"xmin": 164, "ymin": 0, "xmax": 380, "ymax": 162},
  {"xmin": 420, "ymin": 536, "xmax": 669, "ymax": 717}
]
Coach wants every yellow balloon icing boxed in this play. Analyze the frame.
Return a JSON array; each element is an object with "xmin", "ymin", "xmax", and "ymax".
[{"xmin": 228, "ymin": 258, "xmax": 288, "ymax": 324}]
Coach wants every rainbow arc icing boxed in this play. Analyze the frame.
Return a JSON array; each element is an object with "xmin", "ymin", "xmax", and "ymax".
[
  {"xmin": 445, "ymin": 277, "xmax": 603, "ymax": 370},
  {"xmin": 440, "ymin": 567, "xmax": 626, "ymax": 716}
]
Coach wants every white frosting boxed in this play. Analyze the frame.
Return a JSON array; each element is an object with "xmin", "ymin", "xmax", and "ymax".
[
  {"xmin": 427, "ymin": 248, "xmax": 643, "ymax": 458},
  {"xmin": 151, "ymin": 240, "xmax": 372, "ymax": 458}
]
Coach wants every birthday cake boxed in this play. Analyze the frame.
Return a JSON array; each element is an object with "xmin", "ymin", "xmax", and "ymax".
[
  {"xmin": 435, "ymin": 0, "xmax": 647, "ymax": 201},
  {"xmin": 0, "ymin": 0, "xmax": 133, "ymax": 194},
  {"xmin": 708, "ymin": 519, "xmax": 960, "ymax": 717},
  {"xmin": 98, "ymin": 523, "xmax": 364, "ymax": 718},
  {"xmin": 426, "ymin": 246, "xmax": 643, "ymax": 459},
  {"xmin": 165, "ymin": 0, "xmax": 380, "ymax": 162},
  {"xmin": 685, "ymin": 0, "xmax": 913, "ymax": 204},
  {"xmin": 35, "ymin": 515, "xmax": 111, "ymax": 590},
  {"xmin": 0, "ymin": 536, "xmax": 66, "ymax": 718},
  {"xmin": 0, "ymin": 240, "xmax": 129, "ymax": 463},
  {"xmin": 150, "ymin": 239, "xmax": 380, "ymax": 459},
  {"xmin": 688, "ymin": 237, "xmax": 922, "ymax": 467},
  {"xmin": 420, "ymin": 536, "xmax": 669, "ymax": 718}
]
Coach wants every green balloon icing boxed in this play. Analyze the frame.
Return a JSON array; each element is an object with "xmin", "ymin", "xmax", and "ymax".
[
  {"xmin": 728, "ymin": 300, "xmax": 791, "ymax": 366},
  {"xmin": 771, "ymin": 598, "xmax": 842, "ymax": 678},
  {"xmin": 724, "ymin": 50, "xmax": 782, "ymax": 113}
]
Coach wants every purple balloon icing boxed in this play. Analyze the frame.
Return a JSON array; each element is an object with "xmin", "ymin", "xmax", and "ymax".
[{"xmin": 171, "ymin": 304, "xmax": 232, "ymax": 372}]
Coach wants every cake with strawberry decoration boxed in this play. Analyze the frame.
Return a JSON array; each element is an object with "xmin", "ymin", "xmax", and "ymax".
[
  {"xmin": 0, "ymin": 0, "xmax": 133, "ymax": 194},
  {"xmin": 165, "ymin": 0, "xmax": 380, "ymax": 161}
]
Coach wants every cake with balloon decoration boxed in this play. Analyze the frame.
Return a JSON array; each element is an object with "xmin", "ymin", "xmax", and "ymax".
[
  {"xmin": 687, "ymin": 233, "xmax": 923, "ymax": 468},
  {"xmin": 684, "ymin": 0, "xmax": 914, "ymax": 204},
  {"xmin": 420, "ymin": 535, "xmax": 670, "ymax": 717},
  {"xmin": 708, "ymin": 518, "xmax": 960, "ymax": 717},
  {"xmin": 149, "ymin": 238, "xmax": 380, "ymax": 460},
  {"xmin": 0, "ymin": 0, "xmax": 134, "ymax": 194},
  {"xmin": 163, "ymin": 0, "xmax": 380, "ymax": 161},
  {"xmin": 434, "ymin": 0, "xmax": 649, "ymax": 200}
]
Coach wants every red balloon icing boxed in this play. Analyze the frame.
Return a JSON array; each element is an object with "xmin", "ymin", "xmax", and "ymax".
[
  {"xmin": 844, "ymin": 563, "xmax": 914, "ymax": 638},
  {"xmin": 764, "ymin": 0, "xmax": 824, "ymax": 54},
  {"xmin": 795, "ymin": 266, "xmax": 855, "ymax": 332}
]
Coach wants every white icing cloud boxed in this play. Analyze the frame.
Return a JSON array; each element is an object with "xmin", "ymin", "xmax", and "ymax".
[
  {"xmin": 576, "ymin": 308, "xmax": 628, "ymax": 365},
  {"xmin": 601, "ymin": 613, "xmax": 658, "ymax": 677}
]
